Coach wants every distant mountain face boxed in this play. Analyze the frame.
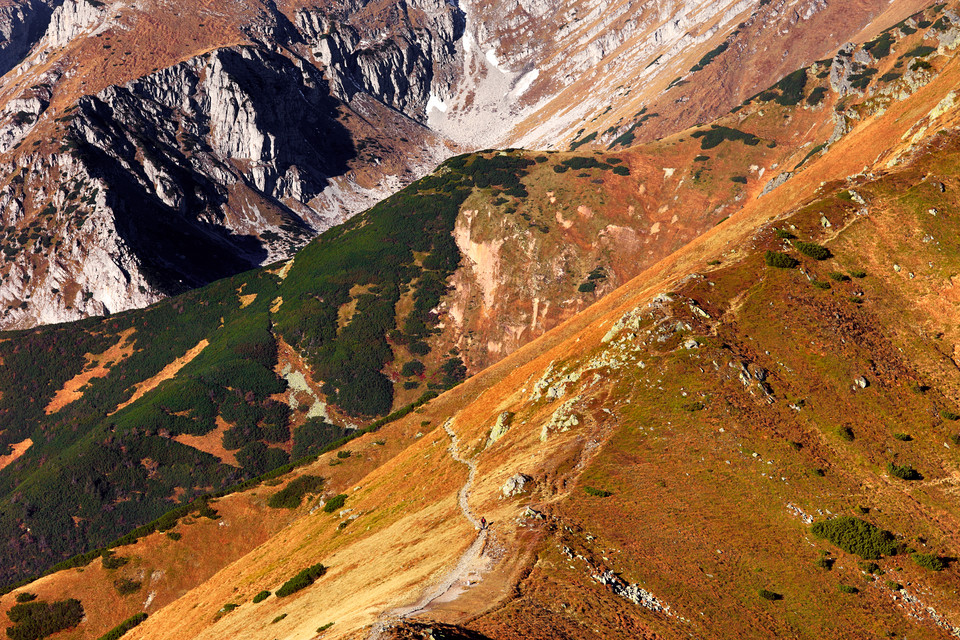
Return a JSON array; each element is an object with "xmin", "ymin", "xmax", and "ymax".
[{"xmin": 0, "ymin": 0, "xmax": 927, "ymax": 329}]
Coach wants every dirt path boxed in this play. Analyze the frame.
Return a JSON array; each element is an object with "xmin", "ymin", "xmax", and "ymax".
[{"xmin": 368, "ymin": 420, "xmax": 489, "ymax": 638}]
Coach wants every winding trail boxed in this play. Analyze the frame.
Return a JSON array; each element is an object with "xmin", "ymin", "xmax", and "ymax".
[{"xmin": 369, "ymin": 419, "xmax": 488, "ymax": 638}]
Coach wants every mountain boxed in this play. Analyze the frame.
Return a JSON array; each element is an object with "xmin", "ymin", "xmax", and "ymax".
[
  {"xmin": 0, "ymin": 0, "xmax": 931, "ymax": 330},
  {"xmin": 1, "ymin": 3, "xmax": 960, "ymax": 639}
]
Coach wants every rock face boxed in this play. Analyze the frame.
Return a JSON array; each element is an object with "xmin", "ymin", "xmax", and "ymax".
[
  {"xmin": 501, "ymin": 473, "xmax": 532, "ymax": 497},
  {"xmin": 296, "ymin": 0, "xmax": 465, "ymax": 122},
  {"xmin": 0, "ymin": 0, "xmax": 930, "ymax": 328},
  {"xmin": 0, "ymin": 0, "xmax": 58, "ymax": 77},
  {"xmin": 0, "ymin": 2, "xmax": 460, "ymax": 328}
]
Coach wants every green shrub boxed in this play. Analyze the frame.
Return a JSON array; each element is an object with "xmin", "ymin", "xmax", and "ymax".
[
  {"xmin": 694, "ymin": 155, "xmax": 709, "ymax": 162},
  {"xmin": 323, "ymin": 494, "xmax": 347, "ymax": 513},
  {"xmin": 864, "ymin": 32, "xmax": 895, "ymax": 58},
  {"xmin": 885, "ymin": 580, "xmax": 903, "ymax": 590},
  {"xmin": 765, "ymin": 251, "xmax": 798, "ymax": 269},
  {"xmin": 317, "ymin": 622, "xmax": 334, "ymax": 632},
  {"xmin": 887, "ymin": 462, "xmax": 921, "ymax": 480},
  {"xmin": 794, "ymin": 241, "xmax": 831, "ymax": 260},
  {"xmin": 892, "ymin": 433, "xmax": 912, "ymax": 441},
  {"xmin": 730, "ymin": 176, "xmax": 747, "ymax": 184},
  {"xmin": 214, "ymin": 603, "xmax": 239, "ymax": 621},
  {"xmin": 14, "ymin": 593, "xmax": 37, "ymax": 603},
  {"xmin": 6, "ymin": 599, "xmax": 84, "ymax": 640},
  {"xmin": 691, "ymin": 125, "xmax": 760, "ymax": 150},
  {"xmin": 838, "ymin": 427, "xmax": 855, "ymax": 441},
  {"xmin": 400, "ymin": 360, "xmax": 425, "ymax": 377},
  {"xmin": 584, "ymin": 486, "xmax": 613, "ymax": 497},
  {"xmin": 336, "ymin": 450, "xmax": 352, "ymax": 459},
  {"xmin": 292, "ymin": 418, "xmax": 350, "ymax": 459},
  {"xmin": 940, "ymin": 410, "xmax": 960, "ymax": 421},
  {"xmin": 440, "ymin": 357, "xmax": 467, "ymax": 387},
  {"xmin": 691, "ymin": 41, "xmax": 730, "ymax": 72},
  {"xmin": 904, "ymin": 45, "xmax": 937, "ymax": 58},
  {"xmin": 267, "ymin": 475, "xmax": 325, "ymax": 509},
  {"xmin": 806, "ymin": 86, "xmax": 828, "ymax": 105},
  {"xmin": 252, "ymin": 590, "xmax": 271, "ymax": 603},
  {"xmin": 911, "ymin": 553, "xmax": 946, "ymax": 571},
  {"xmin": 569, "ymin": 131, "xmax": 597, "ymax": 151},
  {"xmin": 815, "ymin": 557, "xmax": 834, "ymax": 570},
  {"xmin": 828, "ymin": 272, "xmax": 850, "ymax": 282},
  {"xmin": 166, "ymin": 531, "xmax": 182, "ymax": 541},
  {"xmin": 611, "ymin": 165, "xmax": 631, "ymax": 176},
  {"xmin": 848, "ymin": 269, "xmax": 867, "ymax": 278},
  {"xmin": 101, "ymin": 551, "xmax": 129, "ymax": 570},
  {"xmin": 113, "ymin": 578, "xmax": 141, "ymax": 595},
  {"xmin": 775, "ymin": 228, "xmax": 797, "ymax": 239},
  {"xmin": 95, "ymin": 612, "xmax": 147, "ymax": 640},
  {"xmin": 409, "ymin": 340, "xmax": 430, "ymax": 356},
  {"xmin": 838, "ymin": 584, "xmax": 859, "ymax": 594},
  {"xmin": 859, "ymin": 561, "xmax": 880, "ymax": 574},
  {"xmin": 276, "ymin": 562, "xmax": 327, "ymax": 597},
  {"xmin": 811, "ymin": 517, "xmax": 899, "ymax": 559},
  {"xmin": 812, "ymin": 280, "xmax": 831, "ymax": 290},
  {"xmin": 272, "ymin": 614, "xmax": 288, "ymax": 624},
  {"xmin": 578, "ymin": 281, "xmax": 597, "ymax": 293},
  {"xmin": 758, "ymin": 589, "xmax": 782, "ymax": 601}
]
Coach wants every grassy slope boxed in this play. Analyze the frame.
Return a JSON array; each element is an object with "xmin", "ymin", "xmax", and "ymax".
[
  {"xmin": 5, "ymin": 3, "xmax": 952, "ymax": 631},
  {"xmin": 127, "ymin": 14, "xmax": 960, "ymax": 638}
]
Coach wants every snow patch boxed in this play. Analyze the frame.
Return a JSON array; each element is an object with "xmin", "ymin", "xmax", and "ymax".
[
  {"xmin": 426, "ymin": 92, "xmax": 448, "ymax": 113},
  {"xmin": 512, "ymin": 68, "xmax": 540, "ymax": 96},
  {"xmin": 485, "ymin": 48, "xmax": 506, "ymax": 72}
]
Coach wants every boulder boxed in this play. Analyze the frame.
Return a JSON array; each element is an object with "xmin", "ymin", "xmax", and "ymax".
[{"xmin": 502, "ymin": 473, "xmax": 533, "ymax": 497}]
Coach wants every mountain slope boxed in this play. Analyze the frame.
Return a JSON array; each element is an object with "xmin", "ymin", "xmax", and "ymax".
[
  {"xmin": 2, "ymin": 2, "xmax": 960, "ymax": 639},
  {"xmin": 2, "ymin": 0, "xmax": 960, "ymax": 591},
  {"xmin": 0, "ymin": 0, "xmax": 935, "ymax": 329}
]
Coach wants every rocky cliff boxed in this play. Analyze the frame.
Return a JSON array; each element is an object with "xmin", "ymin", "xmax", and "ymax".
[{"xmin": 0, "ymin": 0, "xmax": 936, "ymax": 329}]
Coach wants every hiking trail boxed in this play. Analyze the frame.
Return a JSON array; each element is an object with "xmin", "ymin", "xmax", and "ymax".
[{"xmin": 368, "ymin": 419, "xmax": 489, "ymax": 638}]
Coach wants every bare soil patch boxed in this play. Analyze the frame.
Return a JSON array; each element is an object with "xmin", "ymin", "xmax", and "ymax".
[
  {"xmin": 45, "ymin": 328, "xmax": 136, "ymax": 414},
  {"xmin": 112, "ymin": 339, "xmax": 209, "ymax": 414}
]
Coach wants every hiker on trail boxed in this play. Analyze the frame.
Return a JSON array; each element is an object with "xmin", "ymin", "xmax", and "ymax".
[{"xmin": 480, "ymin": 517, "xmax": 486, "ymax": 530}]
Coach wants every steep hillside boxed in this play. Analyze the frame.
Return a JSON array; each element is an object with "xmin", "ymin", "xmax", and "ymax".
[
  {"xmin": 2, "ymin": 0, "xmax": 960, "ymax": 592},
  {"xmin": 10, "ymin": 74, "xmax": 960, "ymax": 637},
  {"xmin": 120, "ymin": 25, "xmax": 960, "ymax": 637},
  {"xmin": 0, "ymin": 0, "xmax": 931, "ymax": 329},
  {"xmin": 2, "ymin": 2, "xmax": 960, "ymax": 639}
]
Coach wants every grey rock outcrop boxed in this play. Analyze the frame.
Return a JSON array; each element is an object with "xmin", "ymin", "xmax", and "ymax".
[
  {"xmin": 501, "ymin": 473, "xmax": 532, "ymax": 497},
  {"xmin": 0, "ymin": 0, "xmax": 59, "ymax": 77},
  {"xmin": 296, "ymin": 0, "xmax": 465, "ymax": 122}
]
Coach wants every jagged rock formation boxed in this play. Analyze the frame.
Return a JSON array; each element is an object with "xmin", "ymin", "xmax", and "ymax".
[
  {"xmin": 0, "ymin": 0, "xmax": 57, "ymax": 76},
  {"xmin": 0, "ymin": 0, "xmax": 937, "ymax": 329}
]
